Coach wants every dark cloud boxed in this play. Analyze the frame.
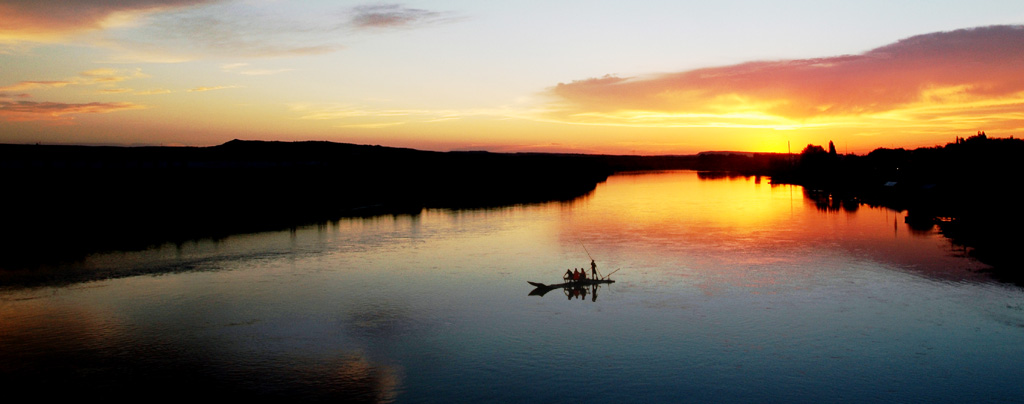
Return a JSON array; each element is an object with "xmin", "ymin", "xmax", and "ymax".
[
  {"xmin": 2, "ymin": 1, "xmax": 458, "ymax": 58},
  {"xmin": 100, "ymin": 3, "xmax": 461, "ymax": 60},
  {"xmin": 104, "ymin": 5, "xmax": 344, "ymax": 59},
  {"xmin": 349, "ymin": 4, "xmax": 457, "ymax": 29}
]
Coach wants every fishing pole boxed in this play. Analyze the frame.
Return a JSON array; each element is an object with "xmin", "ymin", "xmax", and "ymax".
[
  {"xmin": 580, "ymin": 241, "xmax": 593, "ymax": 261},
  {"xmin": 602, "ymin": 267, "xmax": 622, "ymax": 280}
]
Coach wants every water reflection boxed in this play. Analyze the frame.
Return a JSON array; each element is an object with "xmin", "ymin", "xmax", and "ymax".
[
  {"xmin": 2, "ymin": 170, "xmax": 1020, "ymax": 403},
  {"xmin": 1, "ymin": 170, "xmax": 1000, "ymax": 290},
  {"xmin": 557, "ymin": 171, "xmax": 992, "ymax": 287},
  {"xmin": 0, "ymin": 293, "xmax": 401, "ymax": 401},
  {"xmin": 804, "ymin": 188, "xmax": 860, "ymax": 212}
]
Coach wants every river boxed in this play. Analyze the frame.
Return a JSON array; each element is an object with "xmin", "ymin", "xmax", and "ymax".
[{"xmin": 2, "ymin": 170, "xmax": 1022, "ymax": 402}]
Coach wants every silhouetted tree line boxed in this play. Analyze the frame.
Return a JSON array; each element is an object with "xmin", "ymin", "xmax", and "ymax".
[
  {"xmin": 0, "ymin": 140, "xmax": 614, "ymax": 267},
  {"xmin": 769, "ymin": 133, "xmax": 1024, "ymax": 279},
  {"xmin": 770, "ymin": 133, "xmax": 1023, "ymax": 211},
  {"xmin": 2, "ymin": 139, "xmax": 803, "ymax": 269},
  {"xmin": 4, "ymin": 136, "xmax": 1020, "ymax": 278}
]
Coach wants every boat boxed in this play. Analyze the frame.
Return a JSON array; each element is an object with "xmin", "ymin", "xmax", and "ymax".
[
  {"xmin": 527, "ymin": 279, "xmax": 615, "ymax": 289},
  {"xmin": 527, "ymin": 278, "xmax": 614, "ymax": 298},
  {"xmin": 530, "ymin": 250, "xmax": 618, "ymax": 297}
]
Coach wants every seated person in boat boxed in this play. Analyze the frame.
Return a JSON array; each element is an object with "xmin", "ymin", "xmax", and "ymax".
[{"xmin": 564, "ymin": 269, "xmax": 572, "ymax": 281}]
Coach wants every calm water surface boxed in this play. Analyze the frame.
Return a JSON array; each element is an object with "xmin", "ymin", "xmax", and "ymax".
[{"xmin": 2, "ymin": 171, "xmax": 1023, "ymax": 402}]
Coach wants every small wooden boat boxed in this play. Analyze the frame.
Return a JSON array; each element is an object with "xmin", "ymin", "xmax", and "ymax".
[
  {"xmin": 527, "ymin": 278, "xmax": 614, "ymax": 297},
  {"xmin": 527, "ymin": 278, "xmax": 615, "ymax": 289}
]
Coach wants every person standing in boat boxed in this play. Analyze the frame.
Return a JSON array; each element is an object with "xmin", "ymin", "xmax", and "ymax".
[{"xmin": 590, "ymin": 259, "xmax": 598, "ymax": 279}]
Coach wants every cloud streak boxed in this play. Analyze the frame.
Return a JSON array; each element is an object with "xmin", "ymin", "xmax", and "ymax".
[
  {"xmin": 187, "ymin": 85, "xmax": 239, "ymax": 92},
  {"xmin": 348, "ymin": 4, "xmax": 458, "ymax": 29},
  {"xmin": 0, "ymin": 92, "xmax": 31, "ymax": 100},
  {"xmin": 0, "ymin": 81, "xmax": 73, "ymax": 92},
  {"xmin": 1, "ymin": 0, "xmax": 337, "ymax": 58},
  {"xmin": 0, "ymin": 68, "xmax": 152, "ymax": 122},
  {"xmin": 0, "ymin": 0, "xmax": 221, "ymax": 41},
  {"xmin": 119, "ymin": 9, "xmax": 341, "ymax": 59},
  {"xmin": 136, "ymin": 89, "xmax": 173, "ymax": 95},
  {"xmin": 122, "ymin": 3, "xmax": 462, "ymax": 59},
  {"xmin": 0, "ymin": 69, "xmax": 148, "ymax": 94},
  {"xmin": 0, "ymin": 100, "xmax": 145, "ymax": 122},
  {"xmin": 544, "ymin": 26, "xmax": 1024, "ymax": 132},
  {"xmin": 3, "ymin": 1, "xmax": 461, "ymax": 60}
]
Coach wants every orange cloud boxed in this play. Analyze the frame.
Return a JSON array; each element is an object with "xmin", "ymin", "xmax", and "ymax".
[
  {"xmin": 0, "ymin": 0, "xmax": 220, "ymax": 42},
  {"xmin": 80, "ymin": 68, "xmax": 137, "ymax": 83},
  {"xmin": 187, "ymin": 85, "xmax": 239, "ymax": 92},
  {"xmin": 0, "ymin": 69, "xmax": 148, "ymax": 95},
  {"xmin": 0, "ymin": 100, "xmax": 145, "ymax": 122},
  {"xmin": 0, "ymin": 92, "xmax": 31, "ymax": 100},
  {"xmin": 544, "ymin": 26, "xmax": 1024, "ymax": 132},
  {"xmin": 0, "ymin": 81, "xmax": 73, "ymax": 92},
  {"xmin": 136, "ymin": 89, "xmax": 173, "ymax": 95}
]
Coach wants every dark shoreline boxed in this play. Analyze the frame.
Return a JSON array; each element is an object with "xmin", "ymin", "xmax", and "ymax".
[
  {"xmin": 3, "ymin": 136, "xmax": 1022, "ymax": 285},
  {"xmin": 765, "ymin": 134, "xmax": 1024, "ymax": 284},
  {"xmin": 1, "ymin": 140, "xmax": 614, "ymax": 270}
]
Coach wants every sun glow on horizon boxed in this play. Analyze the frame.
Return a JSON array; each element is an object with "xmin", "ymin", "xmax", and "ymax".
[{"xmin": 2, "ymin": 2, "xmax": 1023, "ymax": 155}]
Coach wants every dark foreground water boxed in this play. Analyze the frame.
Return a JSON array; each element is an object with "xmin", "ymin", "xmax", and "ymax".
[{"xmin": 2, "ymin": 171, "xmax": 1022, "ymax": 402}]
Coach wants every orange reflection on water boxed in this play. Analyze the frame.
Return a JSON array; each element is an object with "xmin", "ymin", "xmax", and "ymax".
[
  {"xmin": 563, "ymin": 171, "xmax": 802, "ymax": 251},
  {"xmin": 557, "ymin": 170, "xmax": 989, "ymax": 295}
]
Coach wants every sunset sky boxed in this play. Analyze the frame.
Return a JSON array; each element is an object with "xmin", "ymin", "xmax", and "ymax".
[{"xmin": 2, "ymin": 1, "xmax": 1024, "ymax": 155}]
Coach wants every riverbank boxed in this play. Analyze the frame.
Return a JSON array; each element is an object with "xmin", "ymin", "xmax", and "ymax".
[
  {"xmin": 766, "ymin": 134, "xmax": 1024, "ymax": 282},
  {"xmin": 2, "ymin": 140, "xmax": 614, "ymax": 268},
  {"xmin": 4, "ymin": 137, "xmax": 1020, "ymax": 281}
]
